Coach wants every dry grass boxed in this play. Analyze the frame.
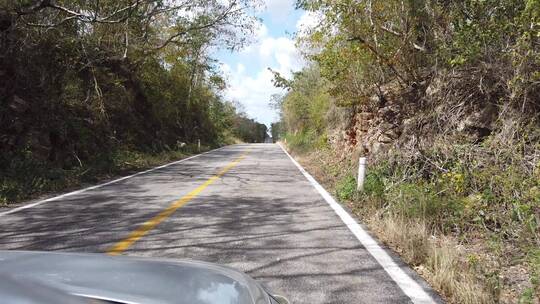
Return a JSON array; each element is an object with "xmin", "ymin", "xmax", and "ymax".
[
  {"xmin": 293, "ymin": 148, "xmax": 504, "ymax": 304},
  {"xmin": 367, "ymin": 214, "xmax": 494, "ymax": 304},
  {"xmin": 426, "ymin": 241, "xmax": 493, "ymax": 304},
  {"xmin": 374, "ymin": 215, "xmax": 430, "ymax": 266}
]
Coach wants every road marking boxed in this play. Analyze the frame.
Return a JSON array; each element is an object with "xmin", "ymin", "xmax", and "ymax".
[
  {"xmin": 107, "ymin": 151, "xmax": 249, "ymax": 255},
  {"xmin": 0, "ymin": 146, "xmax": 228, "ymax": 217},
  {"xmin": 278, "ymin": 144, "xmax": 437, "ymax": 304}
]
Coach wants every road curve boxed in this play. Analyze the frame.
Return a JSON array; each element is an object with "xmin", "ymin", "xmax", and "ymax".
[{"xmin": 0, "ymin": 144, "xmax": 442, "ymax": 304}]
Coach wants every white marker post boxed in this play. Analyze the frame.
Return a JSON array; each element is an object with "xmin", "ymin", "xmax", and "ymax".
[
  {"xmin": 357, "ymin": 157, "xmax": 367, "ymax": 192},
  {"xmin": 197, "ymin": 139, "xmax": 201, "ymax": 152}
]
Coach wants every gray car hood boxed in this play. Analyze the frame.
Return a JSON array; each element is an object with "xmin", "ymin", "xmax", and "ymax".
[{"xmin": 0, "ymin": 251, "xmax": 271, "ymax": 304}]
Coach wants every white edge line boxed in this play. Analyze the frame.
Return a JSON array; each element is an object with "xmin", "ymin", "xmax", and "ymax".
[
  {"xmin": 0, "ymin": 146, "xmax": 228, "ymax": 217},
  {"xmin": 278, "ymin": 143, "xmax": 436, "ymax": 304}
]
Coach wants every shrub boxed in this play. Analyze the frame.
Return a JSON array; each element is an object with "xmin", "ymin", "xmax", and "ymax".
[
  {"xmin": 284, "ymin": 130, "xmax": 328, "ymax": 153},
  {"xmin": 336, "ymin": 174, "xmax": 357, "ymax": 201},
  {"xmin": 363, "ymin": 168, "xmax": 386, "ymax": 199}
]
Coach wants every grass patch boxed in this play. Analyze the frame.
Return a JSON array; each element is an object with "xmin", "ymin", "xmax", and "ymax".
[
  {"xmin": 289, "ymin": 135, "xmax": 540, "ymax": 303},
  {"xmin": 284, "ymin": 131, "xmax": 328, "ymax": 153},
  {"xmin": 0, "ymin": 144, "xmax": 211, "ymax": 206},
  {"xmin": 370, "ymin": 215, "xmax": 493, "ymax": 303},
  {"xmin": 527, "ymin": 249, "xmax": 540, "ymax": 299}
]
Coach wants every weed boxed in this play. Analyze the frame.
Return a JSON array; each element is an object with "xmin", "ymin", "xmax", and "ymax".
[
  {"xmin": 363, "ymin": 169, "xmax": 385, "ymax": 199},
  {"xmin": 335, "ymin": 174, "xmax": 357, "ymax": 201},
  {"xmin": 528, "ymin": 249, "xmax": 540, "ymax": 297},
  {"xmin": 375, "ymin": 216, "xmax": 430, "ymax": 266},
  {"xmin": 291, "ymin": 132, "xmax": 540, "ymax": 303},
  {"xmin": 518, "ymin": 288, "xmax": 535, "ymax": 304},
  {"xmin": 370, "ymin": 214, "xmax": 493, "ymax": 303}
]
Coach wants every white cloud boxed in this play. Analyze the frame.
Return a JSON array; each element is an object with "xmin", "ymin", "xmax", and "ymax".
[
  {"xmin": 296, "ymin": 11, "xmax": 320, "ymax": 34},
  {"xmin": 255, "ymin": 29, "xmax": 302, "ymax": 76},
  {"xmin": 264, "ymin": 0, "xmax": 295, "ymax": 19},
  {"xmin": 236, "ymin": 63, "xmax": 246, "ymax": 74},
  {"xmin": 241, "ymin": 23, "xmax": 268, "ymax": 54},
  {"xmin": 223, "ymin": 64, "xmax": 284, "ymax": 125},
  {"xmin": 220, "ymin": 31, "xmax": 303, "ymax": 126},
  {"xmin": 218, "ymin": 2, "xmax": 308, "ymax": 127},
  {"xmin": 256, "ymin": 23, "xmax": 269, "ymax": 38},
  {"xmin": 259, "ymin": 37, "xmax": 299, "ymax": 72}
]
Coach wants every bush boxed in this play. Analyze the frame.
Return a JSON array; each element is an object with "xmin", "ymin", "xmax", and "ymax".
[
  {"xmin": 284, "ymin": 130, "xmax": 328, "ymax": 153},
  {"xmin": 336, "ymin": 174, "xmax": 357, "ymax": 201},
  {"xmin": 363, "ymin": 168, "xmax": 386, "ymax": 199}
]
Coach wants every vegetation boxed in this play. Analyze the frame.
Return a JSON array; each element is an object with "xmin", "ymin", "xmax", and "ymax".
[
  {"xmin": 1, "ymin": 0, "xmax": 539, "ymax": 302},
  {"xmin": 271, "ymin": 64, "xmax": 331, "ymax": 151},
  {"xmin": 0, "ymin": 0, "xmax": 267, "ymax": 205},
  {"xmin": 275, "ymin": 0, "xmax": 540, "ymax": 303},
  {"xmin": 294, "ymin": 0, "xmax": 539, "ymax": 111}
]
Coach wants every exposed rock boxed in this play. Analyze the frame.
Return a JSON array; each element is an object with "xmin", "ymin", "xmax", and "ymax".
[
  {"xmin": 358, "ymin": 124, "xmax": 370, "ymax": 132},
  {"xmin": 377, "ymin": 134, "xmax": 394, "ymax": 143},
  {"xmin": 371, "ymin": 141, "xmax": 391, "ymax": 155},
  {"xmin": 357, "ymin": 112, "xmax": 374, "ymax": 120},
  {"xmin": 385, "ymin": 128, "xmax": 401, "ymax": 139},
  {"xmin": 379, "ymin": 122, "xmax": 398, "ymax": 131},
  {"xmin": 457, "ymin": 105, "xmax": 498, "ymax": 139}
]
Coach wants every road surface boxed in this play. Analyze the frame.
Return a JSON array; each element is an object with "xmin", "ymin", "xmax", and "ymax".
[{"xmin": 0, "ymin": 144, "xmax": 441, "ymax": 303}]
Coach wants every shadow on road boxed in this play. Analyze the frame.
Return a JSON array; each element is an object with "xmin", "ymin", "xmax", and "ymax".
[{"xmin": 0, "ymin": 144, "xmax": 433, "ymax": 304}]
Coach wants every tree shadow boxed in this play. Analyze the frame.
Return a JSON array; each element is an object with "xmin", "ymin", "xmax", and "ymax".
[{"xmin": 0, "ymin": 144, "xmax": 442, "ymax": 303}]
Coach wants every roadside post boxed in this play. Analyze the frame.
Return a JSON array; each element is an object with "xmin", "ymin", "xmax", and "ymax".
[
  {"xmin": 357, "ymin": 157, "xmax": 367, "ymax": 192},
  {"xmin": 197, "ymin": 139, "xmax": 201, "ymax": 152}
]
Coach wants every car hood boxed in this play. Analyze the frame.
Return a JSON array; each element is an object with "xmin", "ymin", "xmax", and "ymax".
[{"xmin": 0, "ymin": 251, "xmax": 271, "ymax": 304}]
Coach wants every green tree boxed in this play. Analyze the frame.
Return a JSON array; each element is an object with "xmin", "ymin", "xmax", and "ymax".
[
  {"xmin": 271, "ymin": 122, "xmax": 282, "ymax": 142},
  {"xmin": 272, "ymin": 64, "xmax": 331, "ymax": 149},
  {"xmin": 0, "ymin": 0, "xmax": 266, "ymax": 203}
]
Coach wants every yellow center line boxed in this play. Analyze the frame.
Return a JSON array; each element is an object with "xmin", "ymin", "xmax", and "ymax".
[{"xmin": 107, "ymin": 150, "xmax": 249, "ymax": 256}]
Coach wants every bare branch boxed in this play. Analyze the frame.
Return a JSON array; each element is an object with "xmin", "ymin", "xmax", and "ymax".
[
  {"xmin": 151, "ymin": 2, "xmax": 237, "ymax": 51},
  {"xmin": 123, "ymin": 19, "xmax": 129, "ymax": 59},
  {"xmin": 380, "ymin": 25, "xmax": 426, "ymax": 52},
  {"xmin": 19, "ymin": 0, "xmax": 146, "ymax": 27}
]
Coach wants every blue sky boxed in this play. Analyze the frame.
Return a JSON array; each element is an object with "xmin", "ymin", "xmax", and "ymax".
[{"xmin": 215, "ymin": 0, "xmax": 317, "ymax": 127}]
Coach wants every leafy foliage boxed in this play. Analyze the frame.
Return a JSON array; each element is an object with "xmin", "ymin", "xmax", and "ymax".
[
  {"xmin": 0, "ymin": 0, "xmax": 266, "ymax": 204},
  {"xmin": 295, "ymin": 0, "xmax": 540, "ymax": 111},
  {"xmin": 335, "ymin": 174, "xmax": 357, "ymax": 201},
  {"xmin": 276, "ymin": 0, "xmax": 540, "ymax": 301},
  {"xmin": 272, "ymin": 64, "xmax": 331, "ymax": 151}
]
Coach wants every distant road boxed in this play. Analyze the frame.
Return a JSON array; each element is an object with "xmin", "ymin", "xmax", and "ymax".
[{"xmin": 0, "ymin": 144, "xmax": 442, "ymax": 304}]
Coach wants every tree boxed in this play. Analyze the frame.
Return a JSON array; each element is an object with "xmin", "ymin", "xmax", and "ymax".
[
  {"xmin": 295, "ymin": 0, "xmax": 539, "ymax": 113},
  {"xmin": 295, "ymin": 0, "xmax": 435, "ymax": 107},
  {"xmin": 0, "ymin": 0, "xmax": 266, "ymax": 191},
  {"xmin": 270, "ymin": 122, "xmax": 282, "ymax": 142}
]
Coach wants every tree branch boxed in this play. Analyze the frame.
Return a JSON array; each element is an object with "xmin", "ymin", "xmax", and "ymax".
[
  {"xmin": 19, "ymin": 0, "xmax": 146, "ymax": 27},
  {"xmin": 380, "ymin": 25, "xmax": 426, "ymax": 52},
  {"xmin": 347, "ymin": 36, "xmax": 407, "ymax": 85},
  {"xmin": 151, "ymin": 2, "xmax": 236, "ymax": 51}
]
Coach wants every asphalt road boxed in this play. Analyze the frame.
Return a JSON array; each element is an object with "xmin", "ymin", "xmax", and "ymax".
[{"xmin": 0, "ymin": 144, "xmax": 442, "ymax": 304}]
